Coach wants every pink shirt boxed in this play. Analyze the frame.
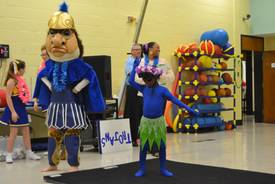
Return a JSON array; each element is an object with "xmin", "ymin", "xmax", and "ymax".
[{"xmin": 38, "ymin": 60, "xmax": 46, "ymax": 73}]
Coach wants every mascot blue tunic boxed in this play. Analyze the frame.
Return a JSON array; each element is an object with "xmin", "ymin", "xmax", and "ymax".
[{"xmin": 34, "ymin": 2, "xmax": 105, "ymax": 172}]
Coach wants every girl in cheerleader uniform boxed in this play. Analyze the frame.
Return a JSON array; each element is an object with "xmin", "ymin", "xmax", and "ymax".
[{"xmin": 0, "ymin": 60, "xmax": 41, "ymax": 163}]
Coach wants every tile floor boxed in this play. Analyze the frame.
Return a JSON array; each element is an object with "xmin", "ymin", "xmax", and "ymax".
[{"xmin": 1, "ymin": 115, "xmax": 275, "ymax": 184}]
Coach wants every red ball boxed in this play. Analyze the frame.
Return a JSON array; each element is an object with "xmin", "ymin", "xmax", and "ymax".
[
  {"xmin": 214, "ymin": 45, "xmax": 223, "ymax": 56},
  {"xmin": 222, "ymin": 73, "xmax": 233, "ymax": 83},
  {"xmin": 198, "ymin": 88, "xmax": 208, "ymax": 96},
  {"xmin": 184, "ymin": 87, "xmax": 195, "ymax": 96},
  {"xmin": 187, "ymin": 43, "xmax": 199, "ymax": 53},
  {"xmin": 203, "ymin": 98, "xmax": 212, "ymax": 104},
  {"xmin": 0, "ymin": 89, "xmax": 7, "ymax": 108},
  {"xmin": 199, "ymin": 40, "xmax": 215, "ymax": 56},
  {"xmin": 185, "ymin": 59, "xmax": 195, "ymax": 67}
]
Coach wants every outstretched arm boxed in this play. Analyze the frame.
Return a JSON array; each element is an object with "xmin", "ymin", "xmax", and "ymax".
[
  {"xmin": 163, "ymin": 88, "xmax": 199, "ymax": 115},
  {"xmin": 129, "ymin": 58, "xmax": 145, "ymax": 93}
]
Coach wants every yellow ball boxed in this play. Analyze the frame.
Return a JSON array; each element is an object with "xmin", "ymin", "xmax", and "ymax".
[
  {"xmin": 216, "ymin": 64, "xmax": 222, "ymax": 69},
  {"xmin": 208, "ymin": 90, "xmax": 216, "ymax": 96},
  {"xmin": 198, "ymin": 56, "xmax": 212, "ymax": 68},
  {"xmin": 208, "ymin": 90, "xmax": 217, "ymax": 103},
  {"xmin": 211, "ymin": 97, "xmax": 217, "ymax": 103}
]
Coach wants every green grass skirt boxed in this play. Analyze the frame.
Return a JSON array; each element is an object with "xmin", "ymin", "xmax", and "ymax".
[{"xmin": 139, "ymin": 116, "xmax": 166, "ymax": 151}]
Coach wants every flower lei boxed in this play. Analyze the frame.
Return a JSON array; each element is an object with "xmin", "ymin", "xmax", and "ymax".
[
  {"xmin": 136, "ymin": 55, "xmax": 163, "ymax": 76},
  {"xmin": 53, "ymin": 62, "xmax": 68, "ymax": 92},
  {"xmin": 136, "ymin": 65, "xmax": 163, "ymax": 76},
  {"xmin": 15, "ymin": 75, "xmax": 30, "ymax": 104}
]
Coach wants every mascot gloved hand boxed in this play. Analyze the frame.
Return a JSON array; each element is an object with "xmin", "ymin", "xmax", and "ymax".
[{"xmin": 34, "ymin": 2, "xmax": 105, "ymax": 172}]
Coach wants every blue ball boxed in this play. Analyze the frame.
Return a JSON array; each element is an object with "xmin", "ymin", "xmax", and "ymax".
[{"xmin": 200, "ymin": 29, "xmax": 229, "ymax": 47}]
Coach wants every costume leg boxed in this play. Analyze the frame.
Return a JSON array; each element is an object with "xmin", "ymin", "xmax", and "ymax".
[
  {"xmin": 48, "ymin": 129, "xmax": 63, "ymax": 166},
  {"xmin": 135, "ymin": 141, "xmax": 149, "ymax": 177},
  {"xmin": 159, "ymin": 141, "xmax": 173, "ymax": 177},
  {"xmin": 64, "ymin": 129, "xmax": 80, "ymax": 167}
]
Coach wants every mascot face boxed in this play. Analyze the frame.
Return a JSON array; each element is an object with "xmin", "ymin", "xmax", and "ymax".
[{"xmin": 46, "ymin": 29, "xmax": 79, "ymax": 62}]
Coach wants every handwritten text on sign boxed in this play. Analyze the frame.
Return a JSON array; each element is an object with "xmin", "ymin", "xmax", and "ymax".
[
  {"xmin": 99, "ymin": 119, "xmax": 132, "ymax": 154},
  {"xmin": 101, "ymin": 131, "xmax": 131, "ymax": 147}
]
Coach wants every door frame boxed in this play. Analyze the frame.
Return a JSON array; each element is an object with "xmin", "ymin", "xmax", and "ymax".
[{"xmin": 241, "ymin": 35, "xmax": 264, "ymax": 122}]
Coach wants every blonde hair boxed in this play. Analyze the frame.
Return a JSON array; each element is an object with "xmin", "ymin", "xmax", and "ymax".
[
  {"xmin": 4, "ymin": 59, "xmax": 26, "ymax": 86},
  {"xmin": 40, "ymin": 44, "xmax": 46, "ymax": 51}
]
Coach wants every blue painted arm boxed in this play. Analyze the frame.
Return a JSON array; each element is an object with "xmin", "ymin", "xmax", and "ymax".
[{"xmin": 164, "ymin": 88, "xmax": 199, "ymax": 115}]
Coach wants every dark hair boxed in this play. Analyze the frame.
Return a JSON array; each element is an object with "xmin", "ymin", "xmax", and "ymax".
[
  {"xmin": 4, "ymin": 59, "xmax": 26, "ymax": 86},
  {"xmin": 142, "ymin": 42, "xmax": 156, "ymax": 56},
  {"xmin": 73, "ymin": 30, "xmax": 84, "ymax": 58},
  {"xmin": 139, "ymin": 72, "xmax": 160, "ymax": 81}
]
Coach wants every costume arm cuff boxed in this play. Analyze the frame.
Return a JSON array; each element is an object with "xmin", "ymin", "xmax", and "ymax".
[
  {"xmin": 73, "ymin": 79, "xmax": 90, "ymax": 93},
  {"xmin": 41, "ymin": 77, "xmax": 52, "ymax": 91}
]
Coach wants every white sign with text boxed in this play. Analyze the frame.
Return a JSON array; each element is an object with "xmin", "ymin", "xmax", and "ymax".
[{"xmin": 98, "ymin": 119, "xmax": 132, "ymax": 154}]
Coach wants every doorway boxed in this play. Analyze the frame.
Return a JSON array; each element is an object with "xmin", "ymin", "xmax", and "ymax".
[
  {"xmin": 241, "ymin": 35, "xmax": 264, "ymax": 122},
  {"xmin": 263, "ymin": 51, "xmax": 275, "ymax": 123}
]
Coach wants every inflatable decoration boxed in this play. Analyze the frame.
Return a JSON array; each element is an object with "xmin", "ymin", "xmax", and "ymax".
[{"xmin": 200, "ymin": 28, "xmax": 229, "ymax": 48}]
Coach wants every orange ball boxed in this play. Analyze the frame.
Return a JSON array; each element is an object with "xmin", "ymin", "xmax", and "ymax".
[
  {"xmin": 224, "ymin": 88, "xmax": 232, "ymax": 96},
  {"xmin": 220, "ymin": 62, "xmax": 228, "ymax": 69},
  {"xmin": 222, "ymin": 73, "xmax": 233, "ymax": 83},
  {"xmin": 225, "ymin": 123, "xmax": 233, "ymax": 130},
  {"xmin": 199, "ymin": 73, "xmax": 208, "ymax": 83},
  {"xmin": 216, "ymin": 88, "xmax": 226, "ymax": 96}
]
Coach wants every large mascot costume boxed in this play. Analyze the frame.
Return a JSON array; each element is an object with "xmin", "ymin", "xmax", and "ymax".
[{"xmin": 34, "ymin": 2, "xmax": 105, "ymax": 172}]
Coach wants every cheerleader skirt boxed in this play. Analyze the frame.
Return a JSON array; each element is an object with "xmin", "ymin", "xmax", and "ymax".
[{"xmin": 0, "ymin": 96, "xmax": 29, "ymax": 127}]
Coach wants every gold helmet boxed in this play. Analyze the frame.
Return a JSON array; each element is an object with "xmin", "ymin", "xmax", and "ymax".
[{"xmin": 48, "ymin": 2, "xmax": 75, "ymax": 30}]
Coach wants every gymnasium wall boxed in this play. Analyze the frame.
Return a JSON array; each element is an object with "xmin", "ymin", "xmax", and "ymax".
[{"xmin": 0, "ymin": 0, "xmax": 250, "ymax": 121}]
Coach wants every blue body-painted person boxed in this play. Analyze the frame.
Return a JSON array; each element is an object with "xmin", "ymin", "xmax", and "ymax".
[
  {"xmin": 129, "ymin": 43, "xmax": 199, "ymax": 177},
  {"xmin": 34, "ymin": 2, "xmax": 105, "ymax": 172}
]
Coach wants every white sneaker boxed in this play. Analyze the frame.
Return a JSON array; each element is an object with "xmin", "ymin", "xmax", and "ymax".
[
  {"xmin": 6, "ymin": 153, "xmax": 13, "ymax": 164},
  {"xmin": 26, "ymin": 151, "xmax": 41, "ymax": 160}
]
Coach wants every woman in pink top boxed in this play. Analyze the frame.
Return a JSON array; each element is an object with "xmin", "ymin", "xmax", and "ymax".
[
  {"xmin": 37, "ymin": 44, "xmax": 49, "ymax": 73},
  {"xmin": 34, "ymin": 44, "xmax": 49, "ymax": 111}
]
